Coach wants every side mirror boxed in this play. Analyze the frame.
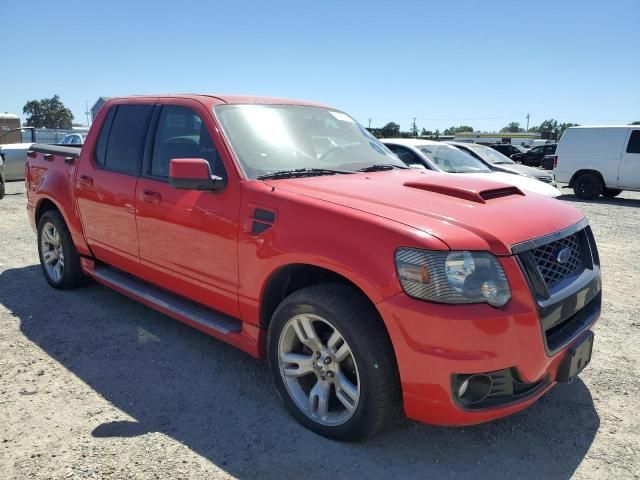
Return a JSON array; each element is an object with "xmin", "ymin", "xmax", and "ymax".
[{"xmin": 169, "ymin": 158, "xmax": 225, "ymax": 192}]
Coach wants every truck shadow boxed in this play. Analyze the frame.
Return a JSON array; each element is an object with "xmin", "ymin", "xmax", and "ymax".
[
  {"xmin": 558, "ymin": 193, "xmax": 640, "ymax": 208},
  {"xmin": 0, "ymin": 265, "xmax": 600, "ymax": 480}
]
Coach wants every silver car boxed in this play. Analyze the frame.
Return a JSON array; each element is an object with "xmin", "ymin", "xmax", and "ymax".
[{"xmin": 446, "ymin": 141, "xmax": 556, "ymax": 186}]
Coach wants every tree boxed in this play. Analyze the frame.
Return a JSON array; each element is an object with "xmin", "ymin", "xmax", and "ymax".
[
  {"xmin": 380, "ymin": 122, "xmax": 401, "ymax": 138},
  {"xmin": 558, "ymin": 122, "xmax": 579, "ymax": 136},
  {"xmin": 443, "ymin": 125, "xmax": 474, "ymax": 135},
  {"xmin": 538, "ymin": 119, "xmax": 559, "ymax": 133},
  {"xmin": 420, "ymin": 128, "xmax": 429, "ymax": 136},
  {"xmin": 500, "ymin": 122, "xmax": 524, "ymax": 133},
  {"xmin": 23, "ymin": 95, "xmax": 74, "ymax": 129},
  {"xmin": 631, "ymin": 121, "xmax": 640, "ymax": 125}
]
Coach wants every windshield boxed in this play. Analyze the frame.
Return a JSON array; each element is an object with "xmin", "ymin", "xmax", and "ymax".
[
  {"xmin": 465, "ymin": 144, "xmax": 515, "ymax": 164},
  {"xmin": 417, "ymin": 145, "xmax": 492, "ymax": 173},
  {"xmin": 214, "ymin": 104, "xmax": 405, "ymax": 179}
]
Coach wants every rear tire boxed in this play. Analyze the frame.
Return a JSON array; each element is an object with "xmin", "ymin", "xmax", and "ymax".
[
  {"xmin": 573, "ymin": 173, "xmax": 603, "ymax": 200},
  {"xmin": 37, "ymin": 210, "xmax": 84, "ymax": 289},
  {"xmin": 267, "ymin": 284, "xmax": 400, "ymax": 441},
  {"xmin": 602, "ymin": 188, "xmax": 622, "ymax": 198}
]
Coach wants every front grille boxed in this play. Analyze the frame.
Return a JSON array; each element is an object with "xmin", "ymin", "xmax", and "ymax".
[
  {"xmin": 515, "ymin": 223, "xmax": 601, "ymax": 354},
  {"xmin": 530, "ymin": 233, "xmax": 584, "ymax": 289}
]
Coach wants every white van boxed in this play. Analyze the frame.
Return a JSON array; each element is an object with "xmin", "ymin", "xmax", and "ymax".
[{"xmin": 554, "ymin": 125, "xmax": 640, "ymax": 199}]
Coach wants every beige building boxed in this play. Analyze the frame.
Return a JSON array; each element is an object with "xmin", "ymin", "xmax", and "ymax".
[{"xmin": 0, "ymin": 113, "xmax": 21, "ymax": 144}]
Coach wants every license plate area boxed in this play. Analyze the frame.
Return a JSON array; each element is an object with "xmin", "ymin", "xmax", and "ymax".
[{"xmin": 557, "ymin": 331, "xmax": 594, "ymax": 383}]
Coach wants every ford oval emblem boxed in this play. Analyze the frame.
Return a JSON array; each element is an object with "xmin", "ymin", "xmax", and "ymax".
[{"xmin": 556, "ymin": 247, "xmax": 572, "ymax": 264}]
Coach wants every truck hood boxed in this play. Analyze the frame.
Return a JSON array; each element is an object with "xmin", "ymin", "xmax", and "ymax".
[
  {"xmin": 265, "ymin": 169, "xmax": 583, "ymax": 255},
  {"xmin": 459, "ymin": 171, "xmax": 560, "ymax": 197}
]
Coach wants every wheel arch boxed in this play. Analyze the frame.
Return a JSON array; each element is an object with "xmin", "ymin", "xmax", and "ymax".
[
  {"xmin": 260, "ymin": 263, "xmax": 380, "ymax": 329},
  {"xmin": 35, "ymin": 197, "xmax": 62, "ymax": 226},
  {"xmin": 568, "ymin": 169, "xmax": 604, "ymax": 188}
]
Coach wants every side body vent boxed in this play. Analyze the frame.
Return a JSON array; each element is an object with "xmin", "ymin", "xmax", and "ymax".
[{"xmin": 251, "ymin": 208, "xmax": 276, "ymax": 234}]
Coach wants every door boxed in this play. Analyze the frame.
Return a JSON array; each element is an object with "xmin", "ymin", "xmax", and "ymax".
[
  {"xmin": 75, "ymin": 103, "xmax": 154, "ymax": 275},
  {"xmin": 618, "ymin": 129, "xmax": 640, "ymax": 189},
  {"xmin": 525, "ymin": 146, "xmax": 545, "ymax": 166},
  {"xmin": 135, "ymin": 102, "xmax": 240, "ymax": 317}
]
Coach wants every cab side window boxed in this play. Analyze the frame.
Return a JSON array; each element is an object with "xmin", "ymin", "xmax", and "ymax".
[
  {"xmin": 150, "ymin": 106, "xmax": 226, "ymax": 179},
  {"xmin": 95, "ymin": 105, "xmax": 153, "ymax": 175}
]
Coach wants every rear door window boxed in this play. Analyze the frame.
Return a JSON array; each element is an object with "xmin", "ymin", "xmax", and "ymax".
[
  {"xmin": 627, "ymin": 130, "xmax": 640, "ymax": 154},
  {"xmin": 102, "ymin": 105, "xmax": 153, "ymax": 175}
]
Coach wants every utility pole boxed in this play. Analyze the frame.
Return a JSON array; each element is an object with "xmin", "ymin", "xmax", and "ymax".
[
  {"xmin": 526, "ymin": 113, "xmax": 530, "ymax": 131},
  {"xmin": 85, "ymin": 100, "xmax": 91, "ymax": 126},
  {"xmin": 368, "ymin": 118, "xmax": 371, "ymax": 129}
]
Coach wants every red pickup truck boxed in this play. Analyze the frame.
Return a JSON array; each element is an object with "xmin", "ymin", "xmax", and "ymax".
[{"xmin": 25, "ymin": 94, "xmax": 601, "ymax": 440}]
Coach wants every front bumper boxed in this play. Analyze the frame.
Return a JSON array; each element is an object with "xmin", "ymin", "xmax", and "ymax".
[{"xmin": 377, "ymin": 254, "xmax": 600, "ymax": 426}]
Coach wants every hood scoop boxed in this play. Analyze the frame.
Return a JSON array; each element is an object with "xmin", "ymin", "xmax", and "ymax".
[{"xmin": 403, "ymin": 180, "xmax": 524, "ymax": 204}]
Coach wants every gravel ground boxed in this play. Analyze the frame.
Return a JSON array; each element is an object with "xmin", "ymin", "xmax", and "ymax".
[{"xmin": 0, "ymin": 181, "xmax": 638, "ymax": 480}]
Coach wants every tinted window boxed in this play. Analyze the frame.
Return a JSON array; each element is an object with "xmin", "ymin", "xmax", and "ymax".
[
  {"xmin": 530, "ymin": 146, "xmax": 543, "ymax": 154},
  {"xmin": 387, "ymin": 145, "xmax": 423, "ymax": 166},
  {"xmin": 544, "ymin": 145, "xmax": 556, "ymax": 154},
  {"xmin": 103, "ymin": 105, "xmax": 153, "ymax": 174},
  {"xmin": 95, "ymin": 107, "xmax": 116, "ymax": 166},
  {"xmin": 151, "ymin": 105, "xmax": 225, "ymax": 179},
  {"xmin": 627, "ymin": 130, "xmax": 640, "ymax": 154}
]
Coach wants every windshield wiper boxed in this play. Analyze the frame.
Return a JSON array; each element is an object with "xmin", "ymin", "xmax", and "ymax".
[
  {"xmin": 257, "ymin": 168, "xmax": 353, "ymax": 180},
  {"xmin": 356, "ymin": 164, "xmax": 409, "ymax": 172}
]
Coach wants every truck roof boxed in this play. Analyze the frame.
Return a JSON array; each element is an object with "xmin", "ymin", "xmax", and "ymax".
[{"xmin": 107, "ymin": 93, "xmax": 332, "ymax": 108}]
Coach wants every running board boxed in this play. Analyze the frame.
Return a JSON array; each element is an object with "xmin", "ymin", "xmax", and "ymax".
[{"xmin": 92, "ymin": 266, "xmax": 242, "ymax": 335}]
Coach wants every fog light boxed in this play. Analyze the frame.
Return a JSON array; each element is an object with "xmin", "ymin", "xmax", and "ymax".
[{"xmin": 456, "ymin": 374, "xmax": 493, "ymax": 405}]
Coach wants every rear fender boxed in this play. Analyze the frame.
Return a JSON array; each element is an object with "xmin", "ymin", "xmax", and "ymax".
[{"xmin": 33, "ymin": 170, "xmax": 91, "ymax": 257}]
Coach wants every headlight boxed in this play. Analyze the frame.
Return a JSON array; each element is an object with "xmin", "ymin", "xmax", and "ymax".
[{"xmin": 395, "ymin": 248, "xmax": 511, "ymax": 307}]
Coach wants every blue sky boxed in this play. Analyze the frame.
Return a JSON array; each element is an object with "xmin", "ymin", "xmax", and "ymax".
[{"xmin": 1, "ymin": 0, "xmax": 638, "ymax": 132}]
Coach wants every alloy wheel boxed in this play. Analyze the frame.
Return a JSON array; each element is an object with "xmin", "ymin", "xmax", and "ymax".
[
  {"xmin": 40, "ymin": 222, "xmax": 65, "ymax": 282},
  {"xmin": 278, "ymin": 313, "xmax": 360, "ymax": 426}
]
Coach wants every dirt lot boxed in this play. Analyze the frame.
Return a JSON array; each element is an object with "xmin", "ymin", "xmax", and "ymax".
[{"xmin": 0, "ymin": 181, "xmax": 638, "ymax": 480}]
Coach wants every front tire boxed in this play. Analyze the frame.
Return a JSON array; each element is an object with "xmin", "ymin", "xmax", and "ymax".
[
  {"xmin": 573, "ymin": 173, "xmax": 603, "ymax": 200},
  {"xmin": 268, "ymin": 284, "xmax": 400, "ymax": 441},
  {"xmin": 37, "ymin": 210, "xmax": 84, "ymax": 289}
]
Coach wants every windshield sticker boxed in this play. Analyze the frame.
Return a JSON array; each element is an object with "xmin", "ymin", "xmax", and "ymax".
[{"xmin": 329, "ymin": 111, "xmax": 355, "ymax": 123}]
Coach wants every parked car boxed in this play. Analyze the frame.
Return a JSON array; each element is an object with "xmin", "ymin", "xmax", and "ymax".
[
  {"xmin": 554, "ymin": 125, "xmax": 640, "ymax": 199},
  {"xmin": 58, "ymin": 133, "xmax": 85, "ymax": 146},
  {"xmin": 26, "ymin": 94, "xmax": 600, "ymax": 441},
  {"xmin": 488, "ymin": 143, "xmax": 524, "ymax": 157},
  {"xmin": 446, "ymin": 141, "xmax": 556, "ymax": 185},
  {"xmin": 381, "ymin": 139, "xmax": 560, "ymax": 197},
  {"xmin": 0, "ymin": 127, "xmax": 36, "ymax": 181},
  {"xmin": 511, "ymin": 143, "xmax": 557, "ymax": 167}
]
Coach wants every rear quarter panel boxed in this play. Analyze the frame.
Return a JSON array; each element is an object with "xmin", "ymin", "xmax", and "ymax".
[{"xmin": 26, "ymin": 152, "xmax": 91, "ymax": 256}]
